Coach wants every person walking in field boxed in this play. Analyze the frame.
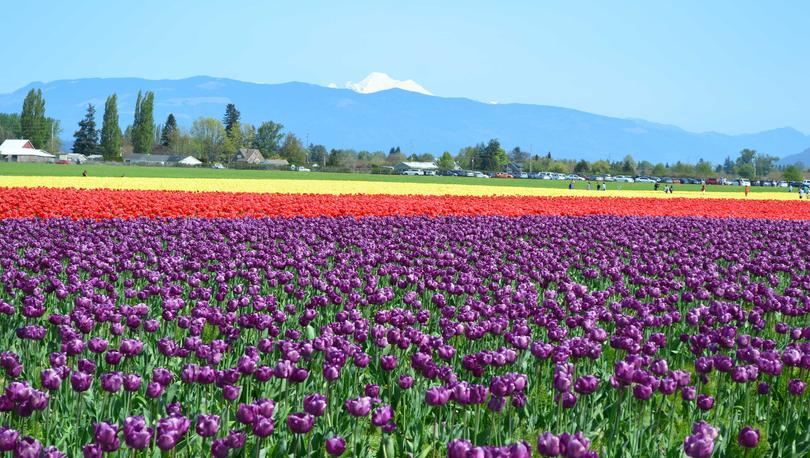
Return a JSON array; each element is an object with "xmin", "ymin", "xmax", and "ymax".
[
  {"xmin": 745, "ymin": 185, "xmax": 750, "ymax": 197},
  {"xmin": 586, "ymin": 182, "xmax": 592, "ymax": 191},
  {"xmin": 700, "ymin": 183, "xmax": 706, "ymax": 193},
  {"xmin": 800, "ymin": 188, "xmax": 804, "ymax": 200},
  {"xmin": 82, "ymin": 170, "xmax": 87, "ymax": 177},
  {"xmin": 569, "ymin": 181, "xmax": 574, "ymax": 190}
]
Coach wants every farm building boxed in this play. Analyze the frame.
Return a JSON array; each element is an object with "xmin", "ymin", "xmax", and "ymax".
[
  {"xmin": 177, "ymin": 156, "xmax": 202, "ymax": 166},
  {"xmin": 393, "ymin": 161, "xmax": 438, "ymax": 173},
  {"xmin": 260, "ymin": 158, "xmax": 290, "ymax": 168},
  {"xmin": 233, "ymin": 148, "xmax": 265, "ymax": 164},
  {"xmin": 0, "ymin": 139, "xmax": 55, "ymax": 163},
  {"xmin": 123, "ymin": 154, "xmax": 201, "ymax": 166}
]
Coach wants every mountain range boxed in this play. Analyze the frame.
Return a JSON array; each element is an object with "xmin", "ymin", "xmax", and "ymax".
[{"xmin": 0, "ymin": 74, "xmax": 808, "ymax": 164}]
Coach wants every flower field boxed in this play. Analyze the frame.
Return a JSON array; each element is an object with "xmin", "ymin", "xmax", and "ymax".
[{"xmin": 0, "ymin": 179, "xmax": 807, "ymax": 457}]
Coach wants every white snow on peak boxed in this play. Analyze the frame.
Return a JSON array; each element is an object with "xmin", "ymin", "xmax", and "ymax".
[{"xmin": 344, "ymin": 72, "xmax": 432, "ymax": 96}]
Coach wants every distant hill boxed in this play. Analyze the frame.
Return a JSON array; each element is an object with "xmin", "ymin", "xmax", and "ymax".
[
  {"xmin": 777, "ymin": 148, "xmax": 810, "ymax": 167},
  {"xmin": 1, "ymin": 75, "xmax": 808, "ymax": 163}
]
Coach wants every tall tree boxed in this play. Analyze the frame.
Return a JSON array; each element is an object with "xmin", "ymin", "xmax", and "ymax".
[
  {"xmin": 72, "ymin": 104, "xmax": 99, "ymax": 155},
  {"xmin": 0, "ymin": 113, "xmax": 21, "ymax": 143},
  {"xmin": 223, "ymin": 104, "xmax": 241, "ymax": 135},
  {"xmin": 509, "ymin": 146, "xmax": 529, "ymax": 164},
  {"xmin": 160, "ymin": 114, "xmax": 178, "ymax": 147},
  {"xmin": 132, "ymin": 91, "xmax": 155, "ymax": 154},
  {"xmin": 437, "ymin": 151, "xmax": 455, "ymax": 170},
  {"xmin": 574, "ymin": 160, "xmax": 590, "ymax": 173},
  {"xmin": 100, "ymin": 94, "xmax": 122, "ymax": 160},
  {"xmin": 621, "ymin": 155, "xmax": 637, "ymax": 174},
  {"xmin": 480, "ymin": 139, "xmax": 508, "ymax": 171},
  {"xmin": 253, "ymin": 121, "xmax": 285, "ymax": 156},
  {"xmin": 308, "ymin": 144, "xmax": 328, "ymax": 164},
  {"xmin": 190, "ymin": 117, "xmax": 226, "ymax": 163},
  {"xmin": 783, "ymin": 164, "xmax": 803, "ymax": 182},
  {"xmin": 20, "ymin": 89, "xmax": 48, "ymax": 149},
  {"xmin": 240, "ymin": 123, "xmax": 256, "ymax": 148},
  {"xmin": 279, "ymin": 133, "xmax": 307, "ymax": 164}
]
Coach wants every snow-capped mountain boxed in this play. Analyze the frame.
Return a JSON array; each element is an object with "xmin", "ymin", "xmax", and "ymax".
[
  {"xmin": 1, "ymin": 75, "xmax": 808, "ymax": 162},
  {"xmin": 344, "ymin": 72, "xmax": 432, "ymax": 96}
]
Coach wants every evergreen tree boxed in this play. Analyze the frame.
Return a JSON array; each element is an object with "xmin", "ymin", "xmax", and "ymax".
[
  {"xmin": 480, "ymin": 138, "xmax": 508, "ymax": 171},
  {"xmin": 100, "ymin": 94, "xmax": 122, "ymax": 160},
  {"xmin": 223, "ymin": 104, "xmax": 241, "ymax": 135},
  {"xmin": 20, "ymin": 89, "xmax": 48, "ymax": 149},
  {"xmin": 160, "ymin": 114, "xmax": 178, "ymax": 147},
  {"xmin": 72, "ymin": 104, "xmax": 99, "ymax": 155}
]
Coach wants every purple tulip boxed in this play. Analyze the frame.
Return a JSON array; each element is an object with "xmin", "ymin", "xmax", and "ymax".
[
  {"xmin": 196, "ymin": 414, "xmax": 220, "ymax": 437},
  {"xmin": 93, "ymin": 421, "xmax": 120, "ymax": 452},
  {"xmin": 236, "ymin": 403, "xmax": 256, "ymax": 424},
  {"xmin": 252, "ymin": 416, "xmax": 274, "ymax": 437},
  {"xmin": 537, "ymin": 432, "xmax": 561, "ymax": 456},
  {"xmin": 100, "ymin": 372, "xmax": 123, "ymax": 393},
  {"xmin": 287, "ymin": 412, "xmax": 315, "ymax": 434},
  {"xmin": 304, "ymin": 393, "xmax": 328, "ymax": 417},
  {"xmin": 82, "ymin": 443, "xmax": 102, "ymax": 458},
  {"xmin": 0, "ymin": 427, "xmax": 19, "ymax": 451},
  {"xmin": 123, "ymin": 416, "xmax": 152, "ymax": 449},
  {"xmin": 345, "ymin": 397, "xmax": 372, "ymax": 417},
  {"xmin": 70, "ymin": 372, "xmax": 92, "ymax": 392},
  {"xmin": 788, "ymin": 379, "xmax": 806, "ymax": 396},
  {"xmin": 371, "ymin": 405, "xmax": 393, "ymax": 427},
  {"xmin": 14, "ymin": 436, "xmax": 42, "ymax": 458},
  {"xmin": 40, "ymin": 369, "xmax": 62, "ymax": 391},
  {"xmin": 738, "ymin": 426, "xmax": 760, "ymax": 448},
  {"xmin": 325, "ymin": 436, "xmax": 346, "ymax": 456}
]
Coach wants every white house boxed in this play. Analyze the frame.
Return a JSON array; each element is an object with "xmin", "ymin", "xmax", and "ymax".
[
  {"xmin": 177, "ymin": 156, "xmax": 202, "ymax": 166},
  {"xmin": 393, "ymin": 161, "xmax": 438, "ymax": 173},
  {"xmin": 0, "ymin": 139, "xmax": 55, "ymax": 163}
]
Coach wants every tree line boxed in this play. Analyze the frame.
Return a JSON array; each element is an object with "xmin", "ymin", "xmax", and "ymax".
[{"xmin": 0, "ymin": 90, "xmax": 804, "ymax": 179}]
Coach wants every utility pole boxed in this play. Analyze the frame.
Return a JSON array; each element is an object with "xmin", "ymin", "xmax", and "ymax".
[{"xmin": 50, "ymin": 122, "xmax": 54, "ymax": 153}]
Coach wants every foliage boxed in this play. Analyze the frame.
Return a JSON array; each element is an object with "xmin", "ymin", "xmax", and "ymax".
[
  {"xmin": 20, "ymin": 89, "xmax": 48, "ymax": 149},
  {"xmin": 131, "ymin": 91, "xmax": 156, "ymax": 154},
  {"xmin": 100, "ymin": 95, "xmax": 122, "ymax": 160},
  {"xmin": 279, "ymin": 133, "xmax": 307, "ymax": 164},
  {"xmin": 160, "ymin": 114, "xmax": 178, "ymax": 147},
  {"xmin": 72, "ymin": 104, "xmax": 99, "ymax": 156},
  {"xmin": 782, "ymin": 164, "xmax": 803, "ymax": 182},
  {"xmin": 308, "ymin": 144, "xmax": 328, "ymax": 165},
  {"xmin": 190, "ymin": 117, "xmax": 226, "ymax": 163},
  {"xmin": 0, "ymin": 113, "xmax": 21, "ymax": 143},
  {"xmin": 253, "ymin": 121, "xmax": 284, "ymax": 157},
  {"xmin": 437, "ymin": 152, "xmax": 455, "ymax": 170}
]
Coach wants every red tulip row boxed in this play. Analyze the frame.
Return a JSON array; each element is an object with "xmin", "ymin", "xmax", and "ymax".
[{"xmin": 1, "ymin": 187, "xmax": 808, "ymax": 220}]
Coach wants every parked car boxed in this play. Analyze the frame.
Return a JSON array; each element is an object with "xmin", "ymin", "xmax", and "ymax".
[
  {"xmin": 738, "ymin": 179, "xmax": 751, "ymax": 186},
  {"xmin": 778, "ymin": 181, "xmax": 788, "ymax": 187},
  {"xmin": 401, "ymin": 170, "xmax": 424, "ymax": 176},
  {"xmin": 423, "ymin": 170, "xmax": 437, "ymax": 176},
  {"xmin": 568, "ymin": 174, "xmax": 585, "ymax": 181},
  {"xmin": 517, "ymin": 172, "xmax": 528, "ymax": 179},
  {"xmin": 613, "ymin": 175, "xmax": 634, "ymax": 183},
  {"xmin": 472, "ymin": 171, "xmax": 489, "ymax": 178},
  {"xmin": 211, "ymin": 163, "xmax": 226, "ymax": 169},
  {"xmin": 635, "ymin": 177, "xmax": 656, "ymax": 183},
  {"xmin": 494, "ymin": 172, "xmax": 514, "ymax": 179},
  {"xmin": 705, "ymin": 178, "xmax": 719, "ymax": 185}
]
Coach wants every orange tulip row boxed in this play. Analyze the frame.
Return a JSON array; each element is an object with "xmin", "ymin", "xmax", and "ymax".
[{"xmin": 1, "ymin": 187, "xmax": 808, "ymax": 220}]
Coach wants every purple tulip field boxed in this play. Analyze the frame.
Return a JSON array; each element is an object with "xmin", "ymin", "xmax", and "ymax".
[{"xmin": 0, "ymin": 215, "xmax": 807, "ymax": 457}]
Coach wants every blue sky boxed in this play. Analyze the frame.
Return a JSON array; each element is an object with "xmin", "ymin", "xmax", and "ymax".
[{"xmin": 2, "ymin": 0, "xmax": 808, "ymax": 134}]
